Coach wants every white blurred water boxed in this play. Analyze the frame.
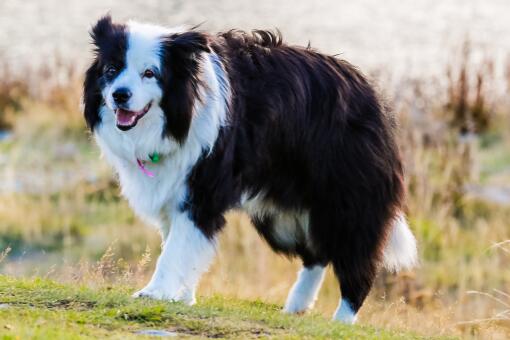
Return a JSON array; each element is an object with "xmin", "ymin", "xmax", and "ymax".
[{"xmin": 1, "ymin": 0, "xmax": 509, "ymax": 79}]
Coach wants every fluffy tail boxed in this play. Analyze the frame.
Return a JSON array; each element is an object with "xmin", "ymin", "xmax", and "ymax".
[{"xmin": 382, "ymin": 215, "xmax": 418, "ymax": 272}]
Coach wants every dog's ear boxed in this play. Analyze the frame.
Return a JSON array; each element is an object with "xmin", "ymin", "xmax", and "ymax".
[
  {"xmin": 84, "ymin": 15, "xmax": 127, "ymax": 130},
  {"xmin": 159, "ymin": 31, "xmax": 211, "ymax": 143},
  {"xmin": 163, "ymin": 31, "xmax": 211, "ymax": 56},
  {"xmin": 83, "ymin": 59, "xmax": 102, "ymax": 131},
  {"xmin": 90, "ymin": 15, "xmax": 126, "ymax": 52},
  {"xmin": 90, "ymin": 15, "xmax": 113, "ymax": 48}
]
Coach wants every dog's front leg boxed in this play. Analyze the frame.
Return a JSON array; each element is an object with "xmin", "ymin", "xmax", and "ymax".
[{"xmin": 133, "ymin": 211, "xmax": 216, "ymax": 304}]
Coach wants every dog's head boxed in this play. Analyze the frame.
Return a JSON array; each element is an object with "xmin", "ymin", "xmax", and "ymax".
[{"xmin": 83, "ymin": 15, "xmax": 213, "ymax": 143}]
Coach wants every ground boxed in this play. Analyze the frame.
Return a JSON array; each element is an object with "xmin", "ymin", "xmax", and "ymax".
[{"xmin": 0, "ymin": 275, "xmax": 435, "ymax": 339}]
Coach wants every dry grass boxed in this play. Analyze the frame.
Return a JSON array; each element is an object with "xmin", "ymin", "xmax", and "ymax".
[{"xmin": 1, "ymin": 47, "xmax": 510, "ymax": 338}]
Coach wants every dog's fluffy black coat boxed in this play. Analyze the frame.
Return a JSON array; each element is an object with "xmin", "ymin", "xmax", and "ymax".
[{"xmin": 84, "ymin": 18, "xmax": 404, "ymax": 314}]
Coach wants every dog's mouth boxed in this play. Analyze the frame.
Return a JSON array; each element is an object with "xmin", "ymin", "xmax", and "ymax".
[{"xmin": 115, "ymin": 103, "xmax": 151, "ymax": 131}]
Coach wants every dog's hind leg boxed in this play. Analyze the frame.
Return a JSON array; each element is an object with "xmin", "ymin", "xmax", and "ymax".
[
  {"xmin": 283, "ymin": 264, "xmax": 326, "ymax": 314},
  {"xmin": 331, "ymin": 258, "xmax": 376, "ymax": 324},
  {"xmin": 308, "ymin": 204, "xmax": 384, "ymax": 324},
  {"xmin": 330, "ymin": 226, "xmax": 382, "ymax": 324}
]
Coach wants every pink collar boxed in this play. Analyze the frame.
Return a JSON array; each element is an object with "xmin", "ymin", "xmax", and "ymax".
[{"xmin": 137, "ymin": 159, "xmax": 155, "ymax": 178}]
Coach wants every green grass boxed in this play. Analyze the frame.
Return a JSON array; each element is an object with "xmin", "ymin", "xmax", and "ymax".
[{"xmin": 0, "ymin": 275, "xmax": 433, "ymax": 339}]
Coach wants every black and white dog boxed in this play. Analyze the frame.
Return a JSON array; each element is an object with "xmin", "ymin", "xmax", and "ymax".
[{"xmin": 83, "ymin": 16, "xmax": 417, "ymax": 323}]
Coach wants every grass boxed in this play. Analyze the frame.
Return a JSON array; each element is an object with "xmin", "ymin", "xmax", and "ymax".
[{"xmin": 0, "ymin": 275, "xmax": 430, "ymax": 339}]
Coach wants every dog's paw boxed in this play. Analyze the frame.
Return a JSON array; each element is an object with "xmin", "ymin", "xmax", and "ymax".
[
  {"xmin": 132, "ymin": 284, "xmax": 195, "ymax": 305},
  {"xmin": 176, "ymin": 287, "xmax": 196, "ymax": 306},
  {"xmin": 282, "ymin": 303, "xmax": 309, "ymax": 315},
  {"xmin": 332, "ymin": 299, "xmax": 358, "ymax": 324},
  {"xmin": 132, "ymin": 285, "xmax": 179, "ymax": 301}
]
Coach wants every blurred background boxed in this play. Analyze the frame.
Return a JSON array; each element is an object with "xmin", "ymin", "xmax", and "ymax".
[{"xmin": 1, "ymin": 0, "xmax": 510, "ymax": 338}]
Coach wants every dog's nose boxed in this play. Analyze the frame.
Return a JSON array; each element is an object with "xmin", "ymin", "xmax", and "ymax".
[{"xmin": 112, "ymin": 88, "xmax": 132, "ymax": 104}]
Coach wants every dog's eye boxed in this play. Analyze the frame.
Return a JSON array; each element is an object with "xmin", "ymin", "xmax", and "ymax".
[
  {"xmin": 143, "ymin": 69, "xmax": 155, "ymax": 79},
  {"xmin": 104, "ymin": 66, "xmax": 117, "ymax": 77}
]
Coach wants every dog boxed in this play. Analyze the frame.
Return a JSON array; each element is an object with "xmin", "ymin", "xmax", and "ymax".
[{"xmin": 83, "ymin": 15, "xmax": 417, "ymax": 324}]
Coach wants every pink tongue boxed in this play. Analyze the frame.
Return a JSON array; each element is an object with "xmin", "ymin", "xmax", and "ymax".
[{"xmin": 117, "ymin": 109, "xmax": 137, "ymax": 125}]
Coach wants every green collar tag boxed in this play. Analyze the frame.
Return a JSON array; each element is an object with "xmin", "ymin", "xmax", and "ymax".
[{"xmin": 149, "ymin": 153, "xmax": 160, "ymax": 164}]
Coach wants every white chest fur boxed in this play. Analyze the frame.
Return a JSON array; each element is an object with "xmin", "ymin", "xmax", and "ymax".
[
  {"xmin": 94, "ymin": 122, "xmax": 198, "ymax": 229},
  {"xmin": 93, "ymin": 51, "xmax": 229, "ymax": 232}
]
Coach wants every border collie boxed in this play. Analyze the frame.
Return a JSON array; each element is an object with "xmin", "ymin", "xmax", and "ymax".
[{"xmin": 83, "ymin": 15, "xmax": 417, "ymax": 324}]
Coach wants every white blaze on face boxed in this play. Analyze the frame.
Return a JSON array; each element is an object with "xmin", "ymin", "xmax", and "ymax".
[{"xmin": 103, "ymin": 22, "xmax": 168, "ymax": 114}]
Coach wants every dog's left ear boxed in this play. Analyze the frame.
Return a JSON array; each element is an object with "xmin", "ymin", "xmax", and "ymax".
[
  {"xmin": 159, "ymin": 31, "xmax": 211, "ymax": 143},
  {"xmin": 163, "ymin": 31, "xmax": 211, "ymax": 55},
  {"xmin": 90, "ymin": 15, "xmax": 127, "ymax": 51},
  {"xmin": 83, "ymin": 59, "xmax": 102, "ymax": 131}
]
